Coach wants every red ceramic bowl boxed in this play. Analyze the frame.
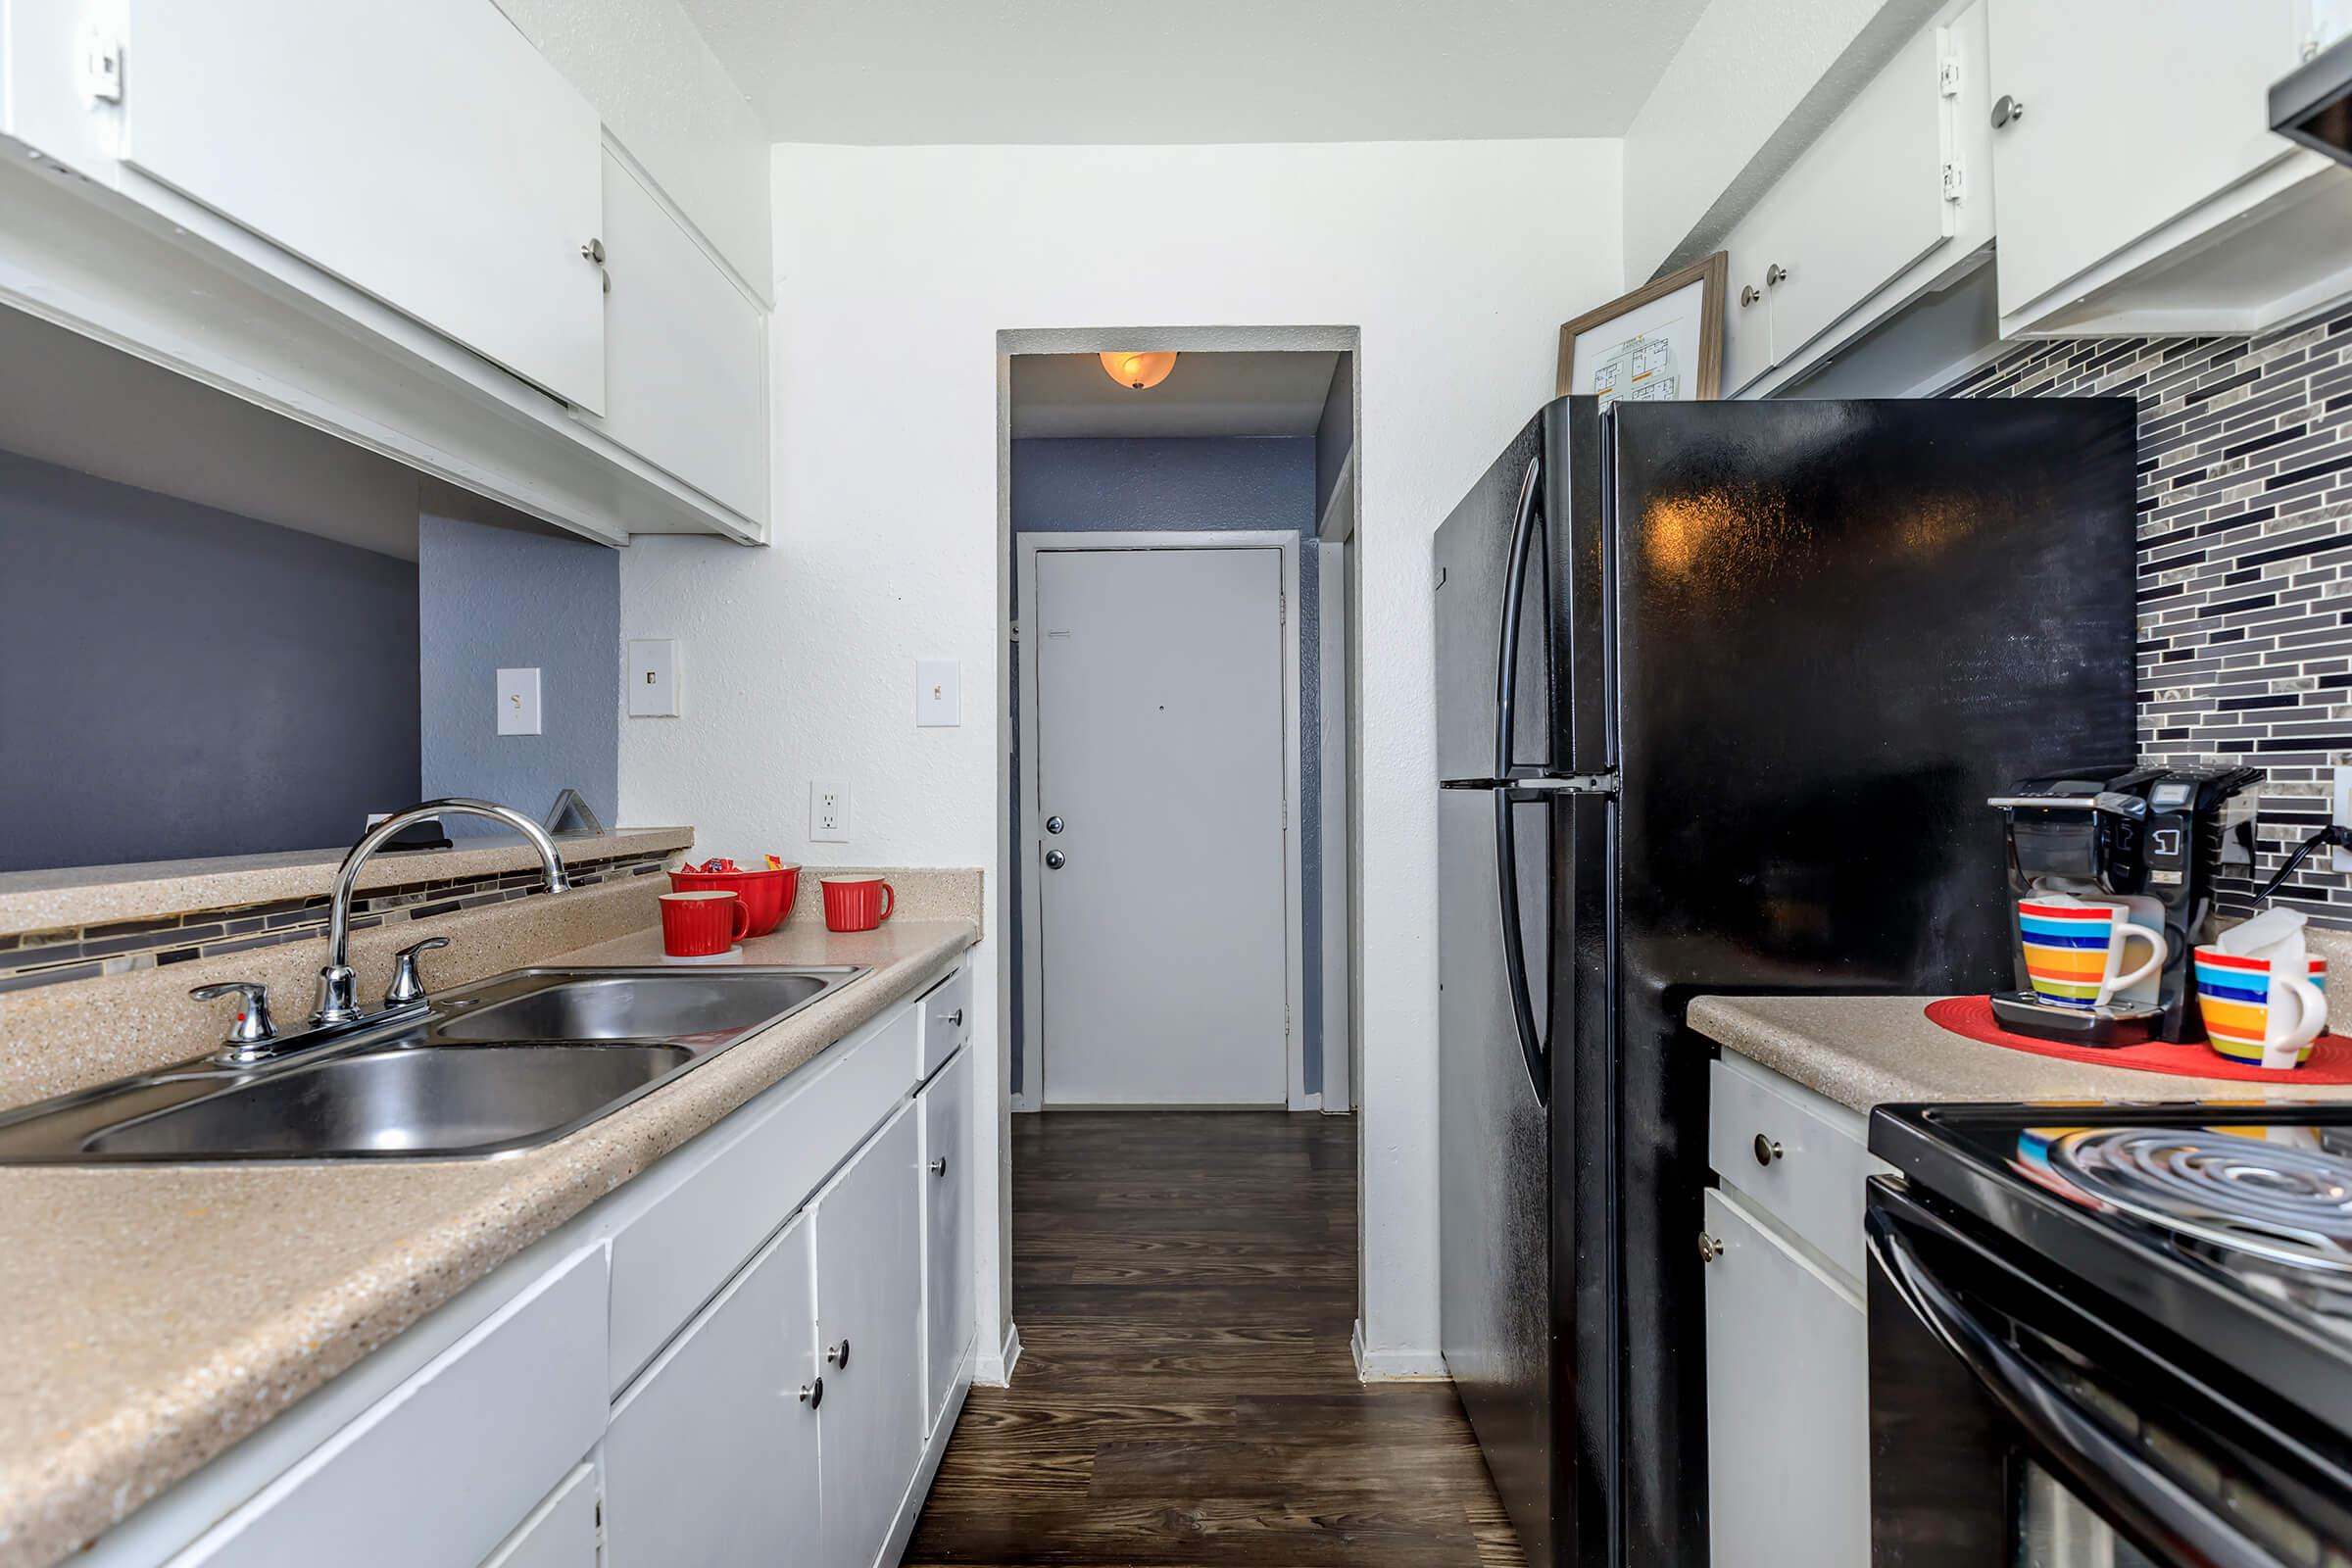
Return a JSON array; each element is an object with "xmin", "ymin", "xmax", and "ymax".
[{"xmin": 667, "ymin": 864, "xmax": 800, "ymax": 936}]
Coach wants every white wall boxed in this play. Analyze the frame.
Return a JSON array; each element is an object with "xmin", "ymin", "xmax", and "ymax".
[
  {"xmin": 1620, "ymin": 0, "xmax": 1936, "ymax": 282},
  {"xmin": 495, "ymin": 0, "xmax": 771, "ymax": 298},
  {"xmin": 619, "ymin": 137, "xmax": 1622, "ymax": 1373}
]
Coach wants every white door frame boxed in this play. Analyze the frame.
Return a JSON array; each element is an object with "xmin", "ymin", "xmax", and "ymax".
[{"xmin": 1014, "ymin": 530, "xmax": 1308, "ymax": 1112}]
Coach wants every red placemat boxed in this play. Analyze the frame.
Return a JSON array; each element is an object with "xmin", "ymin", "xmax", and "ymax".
[{"xmin": 1924, "ymin": 996, "xmax": 2352, "ymax": 1084}]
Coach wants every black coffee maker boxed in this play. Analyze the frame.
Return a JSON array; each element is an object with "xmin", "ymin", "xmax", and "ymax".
[{"xmin": 1990, "ymin": 763, "xmax": 2265, "ymax": 1044}]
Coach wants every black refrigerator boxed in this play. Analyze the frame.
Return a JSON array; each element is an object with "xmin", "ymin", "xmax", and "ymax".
[{"xmin": 1432, "ymin": 396, "xmax": 2139, "ymax": 1567}]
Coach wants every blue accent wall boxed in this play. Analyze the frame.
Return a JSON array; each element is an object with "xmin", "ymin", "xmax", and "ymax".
[
  {"xmin": 417, "ymin": 509, "xmax": 618, "ymax": 837},
  {"xmin": 1008, "ymin": 436, "xmax": 1326, "ymax": 1096},
  {"xmin": 0, "ymin": 448, "xmax": 419, "ymax": 871}
]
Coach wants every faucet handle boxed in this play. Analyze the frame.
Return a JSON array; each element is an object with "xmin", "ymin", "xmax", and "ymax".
[
  {"xmin": 385, "ymin": 935, "xmax": 452, "ymax": 1008},
  {"xmin": 190, "ymin": 981, "xmax": 277, "ymax": 1058}
]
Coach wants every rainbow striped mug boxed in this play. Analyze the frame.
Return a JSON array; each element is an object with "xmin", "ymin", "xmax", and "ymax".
[
  {"xmin": 2017, "ymin": 897, "xmax": 2168, "ymax": 1010},
  {"xmin": 2195, "ymin": 947, "xmax": 2329, "ymax": 1066}
]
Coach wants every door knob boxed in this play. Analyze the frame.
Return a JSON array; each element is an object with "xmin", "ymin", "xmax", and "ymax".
[
  {"xmin": 1765, "ymin": 263, "xmax": 1789, "ymax": 287},
  {"xmin": 1740, "ymin": 283, "xmax": 1761, "ymax": 307},
  {"xmin": 1753, "ymin": 1134, "xmax": 1784, "ymax": 1167},
  {"xmin": 930, "ymin": 1155, "xmax": 949, "ymax": 1177},
  {"xmin": 1990, "ymin": 94, "xmax": 2024, "ymax": 128},
  {"xmin": 826, "ymin": 1339, "xmax": 851, "ymax": 1369},
  {"xmin": 799, "ymin": 1378, "xmax": 822, "ymax": 1409},
  {"xmin": 1697, "ymin": 1233, "xmax": 1725, "ymax": 1263},
  {"xmin": 1045, "ymin": 850, "xmax": 1067, "ymax": 870},
  {"xmin": 1045, "ymin": 814, "xmax": 1065, "ymax": 834}
]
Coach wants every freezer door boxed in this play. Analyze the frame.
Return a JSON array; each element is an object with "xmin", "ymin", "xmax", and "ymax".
[
  {"xmin": 1438, "ymin": 782, "xmax": 1554, "ymax": 1561},
  {"xmin": 1434, "ymin": 413, "xmax": 1551, "ymax": 782}
]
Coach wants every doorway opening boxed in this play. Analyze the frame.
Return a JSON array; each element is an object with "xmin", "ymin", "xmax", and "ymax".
[{"xmin": 998, "ymin": 333, "xmax": 1357, "ymax": 1116}]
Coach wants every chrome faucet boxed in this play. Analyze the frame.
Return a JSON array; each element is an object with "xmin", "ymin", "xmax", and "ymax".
[{"xmin": 312, "ymin": 799, "xmax": 571, "ymax": 1027}]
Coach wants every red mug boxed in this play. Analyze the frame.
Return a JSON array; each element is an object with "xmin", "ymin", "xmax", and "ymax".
[
  {"xmin": 821, "ymin": 875, "xmax": 895, "ymax": 933},
  {"xmin": 661, "ymin": 890, "xmax": 749, "ymax": 956}
]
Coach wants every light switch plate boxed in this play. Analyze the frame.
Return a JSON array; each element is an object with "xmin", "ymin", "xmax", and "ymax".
[
  {"xmin": 496, "ymin": 667, "xmax": 541, "ymax": 736},
  {"xmin": 916, "ymin": 658, "xmax": 961, "ymax": 727},
  {"xmin": 627, "ymin": 639, "xmax": 679, "ymax": 717}
]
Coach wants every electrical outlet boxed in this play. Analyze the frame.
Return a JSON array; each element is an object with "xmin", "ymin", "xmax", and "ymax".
[
  {"xmin": 2335, "ymin": 765, "xmax": 2352, "ymax": 872},
  {"xmin": 810, "ymin": 780, "xmax": 850, "ymax": 843}
]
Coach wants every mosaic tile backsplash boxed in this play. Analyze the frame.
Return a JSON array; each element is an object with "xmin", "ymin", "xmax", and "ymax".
[
  {"xmin": 1945, "ymin": 300, "xmax": 2352, "ymax": 928},
  {"xmin": 0, "ymin": 849, "xmax": 671, "ymax": 995}
]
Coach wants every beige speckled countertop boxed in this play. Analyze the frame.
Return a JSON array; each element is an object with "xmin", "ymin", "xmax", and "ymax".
[
  {"xmin": 0, "ymin": 899, "xmax": 980, "ymax": 1568},
  {"xmin": 1690, "ymin": 992, "xmax": 2352, "ymax": 1114}
]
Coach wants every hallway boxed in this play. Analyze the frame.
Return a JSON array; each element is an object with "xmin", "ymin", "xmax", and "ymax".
[{"xmin": 905, "ymin": 1110, "xmax": 1524, "ymax": 1566}]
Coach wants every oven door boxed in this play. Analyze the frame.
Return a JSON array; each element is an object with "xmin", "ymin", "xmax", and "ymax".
[{"xmin": 1865, "ymin": 1177, "xmax": 2352, "ymax": 1568}]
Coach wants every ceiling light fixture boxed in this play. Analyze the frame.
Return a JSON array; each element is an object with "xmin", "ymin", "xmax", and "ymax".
[{"xmin": 1099, "ymin": 351, "xmax": 1177, "ymax": 391}]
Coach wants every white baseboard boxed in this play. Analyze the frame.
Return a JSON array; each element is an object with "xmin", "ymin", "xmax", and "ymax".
[
  {"xmin": 1350, "ymin": 1318, "xmax": 1448, "ymax": 1382},
  {"xmin": 973, "ymin": 1319, "xmax": 1021, "ymax": 1386}
]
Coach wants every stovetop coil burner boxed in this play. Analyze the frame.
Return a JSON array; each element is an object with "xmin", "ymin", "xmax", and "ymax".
[{"xmin": 2042, "ymin": 1127, "xmax": 2352, "ymax": 1273}]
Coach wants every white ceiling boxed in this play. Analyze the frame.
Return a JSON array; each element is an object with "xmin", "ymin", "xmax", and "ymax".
[
  {"xmin": 680, "ymin": 0, "xmax": 1710, "ymax": 144},
  {"xmin": 1011, "ymin": 351, "xmax": 1341, "ymax": 439}
]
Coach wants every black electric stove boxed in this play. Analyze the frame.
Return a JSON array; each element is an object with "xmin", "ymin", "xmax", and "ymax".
[{"xmin": 1866, "ymin": 1102, "xmax": 2352, "ymax": 1567}]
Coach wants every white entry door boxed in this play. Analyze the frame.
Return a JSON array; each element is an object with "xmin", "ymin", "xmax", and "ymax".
[{"xmin": 1032, "ymin": 545, "xmax": 1290, "ymax": 1105}]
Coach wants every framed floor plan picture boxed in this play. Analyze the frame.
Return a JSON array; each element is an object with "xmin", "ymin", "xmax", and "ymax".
[{"xmin": 1556, "ymin": 252, "xmax": 1727, "ymax": 409}]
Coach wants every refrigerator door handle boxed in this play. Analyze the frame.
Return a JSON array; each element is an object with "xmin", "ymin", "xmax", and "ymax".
[
  {"xmin": 1493, "ymin": 789, "xmax": 1548, "ymax": 1107},
  {"xmin": 1492, "ymin": 455, "xmax": 1544, "ymax": 778}
]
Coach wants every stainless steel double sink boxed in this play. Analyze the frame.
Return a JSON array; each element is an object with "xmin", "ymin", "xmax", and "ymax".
[{"xmin": 0, "ymin": 965, "xmax": 867, "ymax": 1165}]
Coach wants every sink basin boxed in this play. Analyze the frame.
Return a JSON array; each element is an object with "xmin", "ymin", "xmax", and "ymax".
[
  {"xmin": 0, "ymin": 962, "xmax": 866, "ymax": 1164},
  {"xmin": 429, "ymin": 971, "xmax": 832, "ymax": 1044},
  {"xmin": 84, "ymin": 1044, "xmax": 695, "ymax": 1158}
]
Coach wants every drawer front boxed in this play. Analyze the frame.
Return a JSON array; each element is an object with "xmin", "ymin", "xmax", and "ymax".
[
  {"xmin": 918, "ymin": 965, "xmax": 972, "ymax": 1080},
  {"xmin": 172, "ymin": 1248, "xmax": 608, "ymax": 1568},
  {"xmin": 608, "ymin": 1001, "xmax": 918, "ymax": 1392},
  {"xmin": 1709, "ymin": 1055, "xmax": 1887, "ymax": 1282}
]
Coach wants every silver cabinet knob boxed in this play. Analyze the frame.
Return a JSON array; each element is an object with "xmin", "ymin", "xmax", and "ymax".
[
  {"xmin": 1753, "ymin": 1134, "xmax": 1784, "ymax": 1167},
  {"xmin": 946, "ymin": 1008, "xmax": 964, "ymax": 1028},
  {"xmin": 580, "ymin": 237, "xmax": 606, "ymax": 263},
  {"xmin": 799, "ymin": 1378, "xmax": 822, "ymax": 1408},
  {"xmin": 1045, "ymin": 814, "xmax": 1065, "ymax": 835},
  {"xmin": 1045, "ymin": 849, "xmax": 1067, "ymax": 870},
  {"xmin": 930, "ymin": 1155, "xmax": 949, "ymax": 1177},
  {"xmin": 826, "ymin": 1339, "xmax": 850, "ymax": 1369},
  {"xmin": 1698, "ymin": 1233, "xmax": 1725, "ymax": 1263},
  {"xmin": 1764, "ymin": 263, "xmax": 1789, "ymax": 287},
  {"xmin": 1990, "ymin": 94, "xmax": 2024, "ymax": 128},
  {"xmin": 1740, "ymin": 283, "xmax": 1762, "ymax": 307}
]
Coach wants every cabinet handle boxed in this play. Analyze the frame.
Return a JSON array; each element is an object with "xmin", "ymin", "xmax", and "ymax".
[
  {"xmin": 930, "ymin": 1155, "xmax": 949, "ymax": 1178},
  {"xmin": 1740, "ymin": 284, "xmax": 1762, "ymax": 308},
  {"xmin": 1990, "ymin": 93, "xmax": 2024, "ymax": 129},
  {"xmin": 1753, "ymin": 1133, "xmax": 1784, "ymax": 1167},
  {"xmin": 1764, "ymin": 263, "xmax": 1789, "ymax": 287},
  {"xmin": 798, "ymin": 1378, "xmax": 822, "ymax": 1408},
  {"xmin": 1697, "ymin": 1233, "xmax": 1725, "ymax": 1263},
  {"xmin": 826, "ymin": 1339, "xmax": 851, "ymax": 1370}
]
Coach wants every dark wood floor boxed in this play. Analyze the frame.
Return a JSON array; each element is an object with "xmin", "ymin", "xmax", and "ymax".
[{"xmin": 904, "ymin": 1110, "xmax": 1526, "ymax": 1567}]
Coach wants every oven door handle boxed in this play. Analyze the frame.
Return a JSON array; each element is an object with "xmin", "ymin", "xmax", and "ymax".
[{"xmin": 1867, "ymin": 1205, "xmax": 2296, "ymax": 1568}]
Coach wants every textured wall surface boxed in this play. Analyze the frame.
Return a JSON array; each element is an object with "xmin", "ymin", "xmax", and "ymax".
[
  {"xmin": 1007, "ymin": 436, "xmax": 1322, "ymax": 1094},
  {"xmin": 1947, "ymin": 302, "xmax": 2352, "ymax": 928},
  {"xmin": 0, "ymin": 450, "xmax": 418, "ymax": 872},
  {"xmin": 619, "ymin": 137, "xmax": 1624, "ymax": 1373},
  {"xmin": 418, "ymin": 511, "xmax": 619, "ymax": 835}
]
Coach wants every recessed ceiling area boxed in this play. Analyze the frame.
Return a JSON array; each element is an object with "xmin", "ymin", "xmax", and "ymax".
[
  {"xmin": 681, "ymin": 0, "xmax": 1710, "ymax": 144},
  {"xmin": 1011, "ymin": 351, "xmax": 1342, "ymax": 439}
]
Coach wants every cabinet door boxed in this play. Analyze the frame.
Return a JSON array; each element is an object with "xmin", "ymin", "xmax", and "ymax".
[
  {"xmin": 813, "ymin": 1102, "xmax": 926, "ymax": 1568},
  {"xmin": 921, "ymin": 1048, "xmax": 976, "ymax": 1434},
  {"xmin": 477, "ymin": 1463, "xmax": 599, "ymax": 1568},
  {"xmin": 579, "ymin": 150, "xmax": 768, "ymax": 523},
  {"xmin": 604, "ymin": 1217, "xmax": 821, "ymax": 1566},
  {"xmin": 1719, "ymin": 205, "xmax": 1785, "ymax": 395},
  {"xmin": 1703, "ymin": 1187, "xmax": 1869, "ymax": 1568},
  {"xmin": 122, "ymin": 0, "xmax": 608, "ymax": 411},
  {"xmin": 1758, "ymin": 23, "xmax": 1953, "ymax": 368},
  {"xmin": 1985, "ymin": 0, "xmax": 2304, "ymax": 318}
]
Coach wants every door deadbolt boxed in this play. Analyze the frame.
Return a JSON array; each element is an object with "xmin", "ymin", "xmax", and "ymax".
[{"xmin": 1045, "ymin": 849, "xmax": 1067, "ymax": 870}]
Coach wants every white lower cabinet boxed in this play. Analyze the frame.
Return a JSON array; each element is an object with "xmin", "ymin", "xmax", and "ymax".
[
  {"xmin": 604, "ymin": 1216, "xmax": 820, "ymax": 1565},
  {"xmin": 1702, "ymin": 1186, "xmax": 1869, "ymax": 1568},
  {"xmin": 813, "ymin": 1102, "xmax": 927, "ymax": 1568},
  {"xmin": 478, "ymin": 1464, "xmax": 600, "ymax": 1568},
  {"xmin": 922, "ymin": 1048, "xmax": 977, "ymax": 1433}
]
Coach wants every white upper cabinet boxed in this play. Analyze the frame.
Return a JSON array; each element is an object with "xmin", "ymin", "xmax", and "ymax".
[
  {"xmin": 1985, "ymin": 0, "xmax": 2349, "ymax": 336},
  {"xmin": 121, "ymin": 0, "xmax": 608, "ymax": 411},
  {"xmin": 574, "ymin": 150, "xmax": 767, "ymax": 525}
]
